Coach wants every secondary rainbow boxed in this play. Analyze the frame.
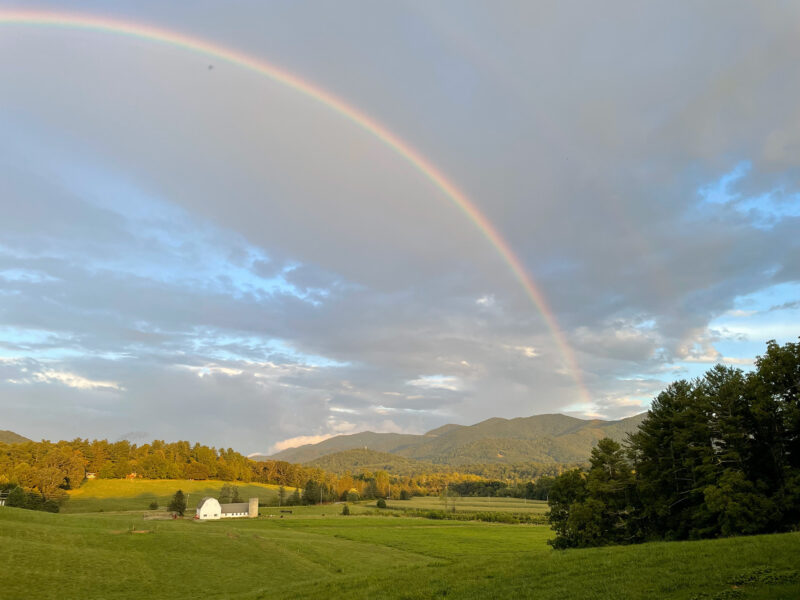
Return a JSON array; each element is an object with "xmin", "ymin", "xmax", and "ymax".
[{"xmin": 0, "ymin": 9, "xmax": 591, "ymax": 405}]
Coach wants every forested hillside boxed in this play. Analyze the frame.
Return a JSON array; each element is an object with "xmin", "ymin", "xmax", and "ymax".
[
  {"xmin": 0, "ymin": 430, "xmax": 30, "ymax": 444},
  {"xmin": 262, "ymin": 431, "xmax": 427, "ymax": 464},
  {"xmin": 269, "ymin": 412, "xmax": 646, "ymax": 466}
]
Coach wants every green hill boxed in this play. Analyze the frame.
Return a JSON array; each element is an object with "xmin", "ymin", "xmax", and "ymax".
[
  {"xmin": 264, "ymin": 431, "xmax": 427, "ymax": 464},
  {"xmin": 0, "ymin": 430, "xmax": 30, "ymax": 444},
  {"xmin": 269, "ymin": 412, "xmax": 647, "ymax": 467},
  {"xmin": 305, "ymin": 448, "xmax": 452, "ymax": 476}
]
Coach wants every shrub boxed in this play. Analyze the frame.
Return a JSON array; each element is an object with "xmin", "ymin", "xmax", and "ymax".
[
  {"xmin": 341, "ymin": 504, "xmax": 350, "ymax": 516},
  {"xmin": 149, "ymin": 501, "xmax": 159, "ymax": 510},
  {"xmin": 376, "ymin": 498, "xmax": 387, "ymax": 509}
]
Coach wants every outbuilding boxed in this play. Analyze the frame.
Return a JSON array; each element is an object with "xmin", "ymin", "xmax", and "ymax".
[
  {"xmin": 195, "ymin": 497, "xmax": 258, "ymax": 521},
  {"xmin": 195, "ymin": 497, "xmax": 222, "ymax": 520}
]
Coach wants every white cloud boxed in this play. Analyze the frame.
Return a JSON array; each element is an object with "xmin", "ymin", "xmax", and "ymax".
[
  {"xmin": 515, "ymin": 346, "xmax": 539, "ymax": 358},
  {"xmin": 406, "ymin": 374, "xmax": 463, "ymax": 392},
  {"xmin": 0, "ymin": 359, "xmax": 123, "ymax": 392},
  {"xmin": 269, "ymin": 434, "xmax": 335, "ymax": 453},
  {"xmin": 476, "ymin": 295, "xmax": 495, "ymax": 307}
]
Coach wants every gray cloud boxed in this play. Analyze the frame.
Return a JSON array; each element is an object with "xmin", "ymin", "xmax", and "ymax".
[{"xmin": 0, "ymin": 1, "xmax": 799, "ymax": 452}]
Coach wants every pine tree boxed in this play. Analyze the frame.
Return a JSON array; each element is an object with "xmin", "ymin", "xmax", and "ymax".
[{"xmin": 168, "ymin": 490, "xmax": 187, "ymax": 516}]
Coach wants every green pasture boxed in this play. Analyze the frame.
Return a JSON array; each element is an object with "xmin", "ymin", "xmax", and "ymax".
[
  {"xmin": 1, "ymin": 505, "xmax": 799, "ymax": 599},
  {"xmin": 64, "ymin": 479, "xmax": 288, "ymax": 513},
  {"xmin": 385, "ymin": 496, "xmax": 549, "ymax": 514}
]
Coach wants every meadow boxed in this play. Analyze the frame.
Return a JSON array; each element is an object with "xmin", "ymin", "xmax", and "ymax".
[
  {"xmin": 63, "ymin": 479, "xmax": 288, "ymax": 513},
  {"xmin": 386, "ymin": 495, "xmax": 548, "ymax": 514},
  {"xmin": 2, "ymin": 494, "xmax": 799, "ymax": 599}
]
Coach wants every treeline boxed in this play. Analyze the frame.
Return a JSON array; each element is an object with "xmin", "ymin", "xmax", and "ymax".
[
  {"xmin": 448, "ymin": 477, "xmax": 555, "ymax": 500},
  {"xmin": 0, "ymin": 438, "xmax": 519, "ymax": 507},
  {"xmin": 0, "ymin": 438, "xmax": 336, "ymax": 504},
  {"xmin": 548, "ymin": 340, "xmax": 800, "ymax": 548}
]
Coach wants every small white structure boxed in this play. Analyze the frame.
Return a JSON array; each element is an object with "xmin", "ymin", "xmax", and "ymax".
[
  {"xmin": 196, "ymin": 497, "xmax": 258, "ymax": 521},
  {"xmin": 195, "ymin": 497, "xmax": 222, "ymax": 520}
]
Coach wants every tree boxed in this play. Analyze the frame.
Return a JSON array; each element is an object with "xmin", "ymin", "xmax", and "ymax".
[
  {"xmin": 303, "ymin": 479, "xmax": 320, "ymax": 505},
  {"xmin": 376, "ymin": 498, "xmax": 387, "ymax": 508},
  {"xmin": 278, "ymin": 486, "xmax": 286, "ymax": 506},
  {"xmin": 287, "ymin": 488, "xmax": 301, "ymax": 506},
  {"xmin": 341, "ymin": 503, "xmax": 350, "ymax": 516},
  {"xmin": 218, "ymin": 484, "xmax": 240, "ymax": 504},
  {"xmin": 439, "ymin": 485, "xmax": 459, "ymax": 512},
  {"xmin": 546, "ymin": 469, "xmax": 588, "ymax": 548},
  {"xmin": 5, "ymin": 485, "xmax": 27, "ymax": 508},
  {"xmin": 548, "ymin": 339, "xmax": 800, "ymax": 548},
  {"xmin": 168, "ymin": 490, "xmax": 187, "ymax": 516}
]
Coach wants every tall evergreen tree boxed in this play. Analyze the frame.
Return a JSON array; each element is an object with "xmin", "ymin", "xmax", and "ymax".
[{"xmin": 168, "ymin": 490, "xmax": 187, "ymax": 516}]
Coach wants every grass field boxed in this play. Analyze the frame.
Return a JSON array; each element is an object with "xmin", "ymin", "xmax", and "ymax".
[
  {"xmin": 385, "ymin": 496, "xmax": 549, "ymax": 514},
  {"xmin": 64, "ymin": 479, "xmax": 289, "ymax": 513},
  {"xmin": 1, "ymin": 503, "xmax": 799, "ymax": 599}
]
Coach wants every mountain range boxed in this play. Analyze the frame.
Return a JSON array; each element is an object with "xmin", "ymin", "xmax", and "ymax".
[
  {"xmin": 0, "ymin": 430, "xmax": 31, "ymax": 444},
  {"xmin": 265, "ymin": 412, "xmax": 647, "ymax": 469}
]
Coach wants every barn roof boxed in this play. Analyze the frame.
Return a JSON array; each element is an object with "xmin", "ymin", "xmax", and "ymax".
[
  {"xmin": 196, "ymin": 497, "xmax": 219, "ymax": 509},
  {"xmin": 220, "ymin": 502, "xmax": 250, "ymax": 513}
]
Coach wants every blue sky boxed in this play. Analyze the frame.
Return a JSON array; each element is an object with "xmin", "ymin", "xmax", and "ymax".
[{"xmin": 0, "ymin": 0, "xmax": 798, "ymax": 453}]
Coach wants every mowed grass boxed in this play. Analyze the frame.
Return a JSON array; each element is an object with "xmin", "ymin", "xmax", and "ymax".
[
  {"xmin": 64, "ymin": 479, "xmax": 289, "ymax": 513},
  {"xmin": 1, "ymin": 506, "xmax": 799, "ymax": 599},
  {"xmin": 385, "ymin": 496, "xmax": 548, "ymax": 514}
]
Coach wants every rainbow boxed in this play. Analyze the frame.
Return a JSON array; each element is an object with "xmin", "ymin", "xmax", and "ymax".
[{"xmin": 0, "ymin": 10, "xmax": 590, "ymax": 405}]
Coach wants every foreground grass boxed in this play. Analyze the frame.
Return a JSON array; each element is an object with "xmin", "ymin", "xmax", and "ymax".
[
  {"xmin": 64, "ymin": 479, "xmax": 288, "ymax": 513},
  {"xmin": 1, "ymin": 507, "xmax": 798, "ymax": 599}
]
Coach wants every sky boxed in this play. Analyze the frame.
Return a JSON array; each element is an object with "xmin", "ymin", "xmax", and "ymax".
[{"xmin": 0, "ymin": 1, "xmax": 798, "ymax": 454}]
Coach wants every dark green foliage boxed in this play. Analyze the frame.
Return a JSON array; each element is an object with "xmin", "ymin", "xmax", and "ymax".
[
  {"xmin": 149, "ymin": 501, "xmax": 159, "ymax": 510},
  {"xmin": 376, "ymin": 498, "xmax": 387, "ymax": 508},
  {"xmin": 5, "ymin": 485, "xmax": 27, "ymax": 508},
  {"xmin": 362, "ymin": 479, "xmax": 379, "ymax": 500},
  {"xmin": 301, "ymin": 479, "xmax": 336, "ymax": 504},
  {"xmin": 341, "ymin": 503, "xmax": 350, "ymax": 515},
  {"xmin": 398, "ymin": 508, "xmax": 547, "ymax": 524},
  {"xmin": 2, "ymin": 485, "xmax": 60, "ymax": 513},
  {"xmin": 168, "ymin": 490, "xmax": 186, "ymax": 516},
  {"xmin": 218, "ymin": 483, "xmax": 240, "ymax": 504},
  {"xmin": 548, "ymin": 439, "xmax": 636, "ymax": 548},
  {"xmin": 548, "ymin": 339, "xmax": 800, "ymax": 548},
  {"xmin": 286, "ymin": 488, "xmax": 301, "ymax": 506}
]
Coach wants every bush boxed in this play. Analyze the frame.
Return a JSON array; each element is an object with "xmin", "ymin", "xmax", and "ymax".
[
  {"xmin": 376, "ymin": 498, "xmax": 387, "ymax": 508},
  {"xmin": 341, "ymin": 504, "xmax": 350, "ymax": 516},
  {"xmin": 149, "ymin": 501, "xmax": 159, "ymax": 510}
]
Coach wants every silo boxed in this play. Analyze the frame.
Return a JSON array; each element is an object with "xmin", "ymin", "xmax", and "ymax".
[{"xmin": 248, "ymin": 497, "xmax": 258, "ymax": 518}]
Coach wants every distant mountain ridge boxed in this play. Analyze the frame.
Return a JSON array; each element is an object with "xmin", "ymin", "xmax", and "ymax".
[
  {"xmin": 265, "ymin": 412, "xmax": 647, "ymax": 466},
  {"xmin": 0, "ymin": 430, "xmax": 31, "ymax": 444}
]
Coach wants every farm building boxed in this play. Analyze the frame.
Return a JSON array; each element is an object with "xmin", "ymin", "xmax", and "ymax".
[{"xmin": 195, "ymin": 496, "xmax": 258, "ymax": 520}]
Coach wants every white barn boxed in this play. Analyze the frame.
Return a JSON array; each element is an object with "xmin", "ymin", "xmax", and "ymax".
[{"xmin": 195, "ymin": 497, "xmax": 258, "ymax": 520}]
